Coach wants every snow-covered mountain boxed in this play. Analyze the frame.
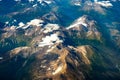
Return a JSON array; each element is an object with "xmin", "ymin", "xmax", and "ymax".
[{"xmin": 0, "ymin": 0, "xmax": 120, "ymax": 80}]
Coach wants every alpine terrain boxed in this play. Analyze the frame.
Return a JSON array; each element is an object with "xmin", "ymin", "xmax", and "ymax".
[{"xmin": 0, "ymin": 0, "xmax": 120, "ymax": 80}]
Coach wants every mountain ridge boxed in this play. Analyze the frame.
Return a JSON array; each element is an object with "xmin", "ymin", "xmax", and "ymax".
[{"xmin": 0, "ymin": 0, "xmax": 120, "ymax": 80}]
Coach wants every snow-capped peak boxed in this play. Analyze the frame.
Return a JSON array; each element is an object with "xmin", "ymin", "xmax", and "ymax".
[{"xmin": 67, "ymin": 16, "xmax": 88, "ymax": 29}]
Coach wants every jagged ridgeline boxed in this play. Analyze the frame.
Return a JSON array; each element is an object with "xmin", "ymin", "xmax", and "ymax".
[{"xmin": 0, "ymin": 0, "xmax": 120, "ymax": 80}]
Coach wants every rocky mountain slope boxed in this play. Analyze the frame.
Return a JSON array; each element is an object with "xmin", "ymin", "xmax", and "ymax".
[{"xmin": 0, "ymin": 0, "xmax": 120, "ymax": 80}]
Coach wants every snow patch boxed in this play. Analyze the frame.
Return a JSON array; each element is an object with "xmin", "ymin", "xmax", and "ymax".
[
  {"xmin": 95, "ymin": 1, "xmax": 113, "ymax": 7},
  {"xmin": 37, "ymin": 0, "xmax": 42, "ymax": 3},
  {"xmin": 17, "ymin": 19, "xmax": 44, "ymax": 29},
  {"xmin": 38, "ymin": 33, "xmax": 63, "ymax": 47},
  {"xmin": 28, "ymin": 0, "xmax": 34, "ymax": 2},
  {"xmin": 47, "ymin": 46, "xmax": 56, "ymax": 53},
  {"xmin": 27, "ymin": 19, "xmax": 44, "ymax": 26},
  {"xmin": 74, "ymin": 2, "xmax": 81, "ymax": 6},
  {"xmin": 14, "ymin": 20, "xmax": 17, "ymax": 22},
  {"xmin": 14, "ymin": 0, "xmax": 21, "ymax": 1},
  {"xmin": 37, "ymin": 0, "xmax": 52, "ymax": 4},
  {"xmin": 33, "ymin": 4, "xmax": 37, "ymax": 7},
  {"xmin": 40, "ymin": 65, "xmax": 46, "ymax": 68},
  {"xmin": 19, "ymin": 22, "xmax": 25, "ymax": 27},
  {"xmin": 0, "ymin": 57, "xmax": 3, "ymax": 60},
  {"xmin": 43, "ymin": 23, "xmax": 59, "ymax": 33},
  {"xmin": 8, "ymin": 25, "xmax": 16, "ymax": 30},
  {"xmin": 5, "ymin": 21, "xmax": 9, "ymax": 24},
  {"xmin": 44, "ymin": 0, "xmax": 52, "ymax": 4}
]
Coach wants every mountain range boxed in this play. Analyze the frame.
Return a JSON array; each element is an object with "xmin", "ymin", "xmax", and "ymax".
[{"xmin": 0, "ymin": 0, "xmax": 120, "ymax": 80}]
